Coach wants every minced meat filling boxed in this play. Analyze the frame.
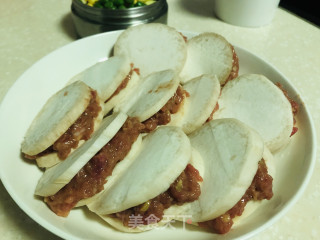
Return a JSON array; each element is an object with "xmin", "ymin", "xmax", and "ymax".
[
  {"xmin": 223, "ymin": 45, "xmax": 239, "ymax": 86},
  {"xmin": 179, "ymin": 32, "xmax": 188, "ymax": 43},
  {"xmin": 24, "ymin": 90, "xmax": 102, "ymax": 161},
  {"xmin": 53, "ymin": 90, "xmax": 102, "ymax": 159},
  {"xmin": 198, "ymin": 159, "xmax": 273, "ymax": 234},
  {"xmin": 142, "ymin": 85, "xmax": 189, "ymax": 132},
  {"xmin": 115, "ymin": 164, "xmax": 202, "ymax": 227},
  {"xmin": 105, "ymin": 64, "xmax": 140, "ymax": 103},
  {"xmin": 206, "ymin": 103, "xmax": 219, "ymax": 123},
  {"xmin": 45, "ymin": 117, "xmax": 144, "ymax": 217}
]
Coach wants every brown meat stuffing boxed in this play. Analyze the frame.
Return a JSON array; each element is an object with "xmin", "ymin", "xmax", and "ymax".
[
  {"xmin": 179, "ymin": 32, "xmax": 188, "ymax": 43},
  {"xmin": 223, "ymin": 45, "xmax": 239, "ymax": 86},
  {"xmin": 44, "ymin": 117, "xmax": 144, "ymax": 217},
  {"xmin": 105, "ymin": 64, "xmax": 140, "ymax": 103},
  {"xmin": 198, "ymin": 159, "xmax": 273, "ymax": 234},
  {"xmin": 115, "ymin": 164, "xmax": 202, "ymax": 226},
  {"xmin": 142, "ymin": 85, "xmax": 189, "ymax": 132},
  {"xmin": 206, "ymin": 103, "xmax": 219, "ymax": 122}
]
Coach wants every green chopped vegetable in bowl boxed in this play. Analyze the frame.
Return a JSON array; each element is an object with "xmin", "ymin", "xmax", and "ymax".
[{"xmin": 80, "ymin": 0, "xmax": 157, "ymax": 9}]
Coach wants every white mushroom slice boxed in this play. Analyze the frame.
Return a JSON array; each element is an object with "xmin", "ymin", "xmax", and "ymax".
[
  {"xmin": 180, "ymin": 32, "xmax": 236, "ymax": 85},
  {"xmin": 214, "ymin": 74, "xmax": 294, "ymax": 152},
  {"xmin": 114, "ymin": 23, "xmax": 187, "ymax": 77},
  {"xmin": 71, "ymin": 55, "xmax": 132, "ymax": 103},
  {"xmin": 21, "ymin": 81, "xmax": 92, "ymax": 156}
]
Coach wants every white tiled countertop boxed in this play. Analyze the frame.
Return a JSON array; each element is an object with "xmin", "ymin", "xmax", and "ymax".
[{"xmin": 0, "ymin": 0, "xmax": 320, "ymax": 239}]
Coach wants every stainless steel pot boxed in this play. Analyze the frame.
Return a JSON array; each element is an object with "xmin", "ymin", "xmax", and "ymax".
[{"xmin": 71, "ymin": 0, "xmax": 168, "ymax": 38}]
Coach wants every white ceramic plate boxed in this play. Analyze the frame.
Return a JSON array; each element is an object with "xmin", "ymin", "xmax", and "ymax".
[{"xmin": 0, "ymin": 30, "xmax": 316, "ymax": 240}]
